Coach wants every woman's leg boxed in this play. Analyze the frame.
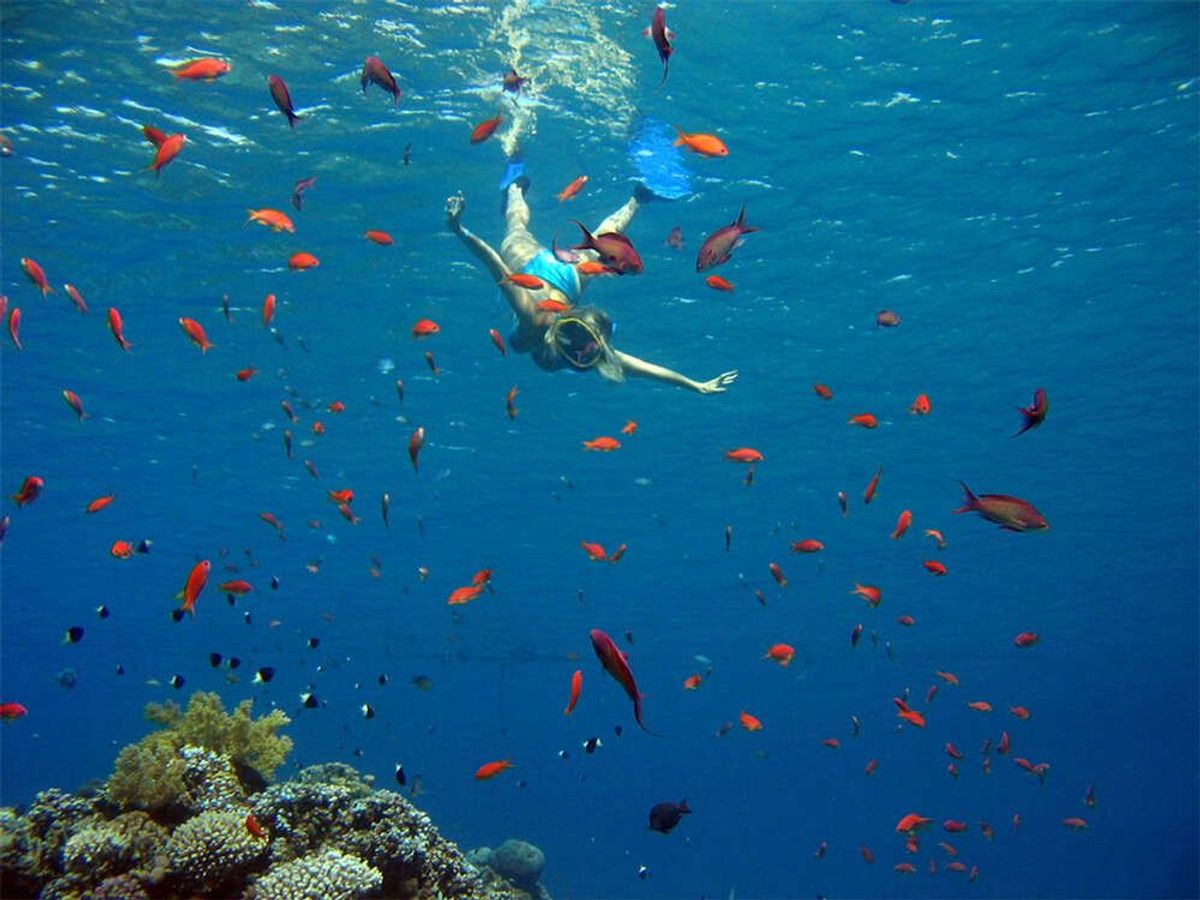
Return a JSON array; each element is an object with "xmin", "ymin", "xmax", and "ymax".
[
  {"xmin": 593, "ymin": 195, "xmax": 640, "ymax": 236},
  {"xmin": 499, "ymin": 183, "xmax": 543, "ymax": 271}
]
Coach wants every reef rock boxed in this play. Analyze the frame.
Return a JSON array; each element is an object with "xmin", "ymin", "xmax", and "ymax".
[{"xmin": 250, "ymin": 847, "xmax": 382, "ymax": 899}]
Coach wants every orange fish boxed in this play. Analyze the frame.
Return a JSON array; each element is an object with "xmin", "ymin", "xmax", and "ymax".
[
  {"xmin": 850, "ymin": 583, "xmax": 882, "ymax": 607},
  {"xmin": 447, "ymin": 584, "xmax": 484, "ymax": 605},
  {"xmin": 894, "ymin": 697, "xmax": 926, "ymax": 728},
  {"xmin": 739, "ymin": 710, "xmax": 763, "ymax": 732},
  {"xmin": 408, "ymin": 426, "xmax": 425, "ymax": 471},
  {"xmin": 288, "ymin": 252, "xmax": 319, "ymax": 270},
  {"xmin": 488, "ymin": 328, "xmax": 507, "ymax": 356},
  {"xmin": 790, "ymin": 539, "xmax": 824, "ymax": 553},
  {"xmin": 474, "ymin": 759, "xmax": 514, "ymax": 780},
  {"xmin": 148, "ymin": 132, "xmax": 186, "ymax": 176},
  {"xmin": 909, "ymin": 393, "xmax": 931, "ymax": 415},
  {"xmin": 673, "ymin": 130, "xmax": 729, "ymax": 157},
  {"xmin": 936, "ymin": 670, "xmax": 960, "ymax": 686},
  {"xmin": 705, "ymin": 275, "xmax": 735, "ymax": 292},
  {"xmin": 724, "ymin": 448, "xmax": 763, "ymax": 463},
  {"xmin": 895, "ymin": 813, "xmax": 932, "ymax": 834},
  {"xmin": 564, "ymin": 669, "xmax": 583, "ymax": 715},
  {"xmin": 1009, "ymin": 705, "xmax": 1031, "ymax": 720},
  {"xmin": 505, "ymin": 273, "xmax": 545, "ymax": 290},
  {"xmin": 328, "ymin": 400, "xmax": 345, "ymax": 414},
  {"xmin": 1062, "ymin": 817, "xmax": 1088, "ymax": 830},
  {"xmin": 20, "ymin": 258, "xmax": 51, "ymax": 297},
  {"xmin": 110, "ymin": 540, "xmax": 134, "ymax": 559},
  {"xmin": 262, "ymin": 293, "xmax": 277, "ymax": 327},
  {"xmin": 891, "ymin": 509, "xmax": 912, "ymax": 540},
  {"xmin": 470, "ymin": 114, "xmax": 503, "ymax": 144},
  {"xmin": 557, "ymin": 175, "xmax": 589, "ymax": 202},
  {"xmin": 583, "ymin": 436, "xmax": 621, "ymax": 451},
  {"xmin": 178, "ymin": 559, "xmax": 211, "ymax": 616},
  {"xmin": 682, "ymin": 674, "xmax": 703, "ymax": 690},
  {"xmin": 536, "ymin": 298, "xmax": 573, "ymax": 313},
  {"xmin": 621, "ymin": 420, "xmax": 638, "ymax": 435},
  {"xmin": 848, "ymin": 413, "xmax": 878, "ymax": 429},
  {"xmin": 967, "ymin": 701, "xmax": 993, "ymax": 713},
  {"xmin": 246, "ymin": 208, "xmax": 295, "ymax": 233},
  {"xmin": 364, "ymin": 229, "xmax": 394, "ymax": 245},
  {"xmin": 876, "ymin": 310, "xmax": 901, "ymax": 327},
  {"xmin": 576, "ymin": 260, "xmax": 614, "ymax": 276},
  {"xmin": 863, "ymin": 466, "xmax": 882, "ymax": 504},
  {"xmin": 64, "ymin": 283, "xmax": 89, "ymax": 315},
  {"xmin": 218, "ymin": 580, "xmax": 253, "ymax": 595},
  {"xmin": 580, "ymin": 541, "xmax": 608, "ymax": 561},
  {"xmin": 924, "ymin": 528, "xmax": 948, "ymax": 549},
  {"xmin": 312, "ymin": 421, "xmax": 325, "ymax": 435},
  {"xmin": 62, "ymin": 389, "xmax": 88, "ymax": 421},
  {"xmin": 8, "ymin": 307, "xmax": 22, "ymax": 351},
  {"xmin": 179, "ymin": 317, "xmax": 213, "ymax": 352},
  {"xmin": 763, "ymin": 643, "xmax": 795, "ymax": 666},
  {"xmin": 922, "ymin": 560, "xmax": 948, "ymax": 577},
  {"xmin": 813, "ymin": 383, "xmax": 833, "ymax": 400},
  {"xmin": 327, "ymin": 489, "xmax": 354, "ymax": 505},
  {"xmin": 998, "ymin": 731, "xmax": 1011, "ymax": 755},
  {"xmin": 768, "ymin": 561, "xmax": 787, "ymax": 587},
  {"xmin": 471, "ymin": 569, "xmax": 493, "ymax": 588},
  {"xmin": 173, "ymin": 58, "xmax": 231, "ymax": 80},
  {"xmin": 106, "ymin": 309, "xmax": 132, "ymax": 352},
  {"xmin": 411, "ymin": 318, "xmax": 440, "ymax": 338},
  {"xmin": 85, "ymin": 495, "xmax": 115, "ymax": 514}
]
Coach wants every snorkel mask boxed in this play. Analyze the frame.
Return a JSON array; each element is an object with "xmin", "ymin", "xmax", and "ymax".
[{"xmin": 553, "ymin": 315, "xmax": 605, "ymax": 369}]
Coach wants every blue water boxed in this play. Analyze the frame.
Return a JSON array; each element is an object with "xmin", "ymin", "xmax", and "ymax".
[{"xmin": 2, "ymin": 1, "xmax": 1198, "ymax": 897}]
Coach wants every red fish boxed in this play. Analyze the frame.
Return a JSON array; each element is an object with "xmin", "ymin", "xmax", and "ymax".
[
  {"xmin": 945, "ymin": 742, "xmax": 964, "ymax": 760},
  {"xmin": 474, "ymin": 759, "xmax": 514, "ymax": 780},
  {"xmin": 141, "ymin": 125, "xmax": 169, "ymax": 148},
  {"xmin": 863, "ymin": 466, "xmax": 882, "ymax": 504},
  {"xmin": 178, "ymin": 559, "xmax": 211, "ymax": 616},
  {"xmin": 696, "ymin": 206, "xmax": 758, "ymax": 271},
  {"xmin": 813, "ymin": 383, "xmax": 833, "ymax": 400},
  {"xmin": 768, "ymin": 561, "xmax": 787, "ymax": 587},
  {"xmin": 864, "ymin": 758, "xmax": 878, "ymax": 776},
  {"xmin": 85, "ymin": 495, "xmax": 115, "ymax": 514},
  {"xmin": 489, "ymin": 328, "xmax": 507, "ymax": 356},
  {"xmin": 470, "ymin": 114, "xmax": 503, "ymax": 144},
  {"xmin": 848, "ymin": 413, "xmax": 878, "ymax": 429},
  {"xmin": 580, "ymin": 541, "xmax": 608, "ymax": 562},
  {"xmin": 850, "ymin": 583, "xmax": 881, "ymax": 607},
  {"xmin": 179, "ymin": 317, "xmax": 213, "ymax": 352},
  {"xmin": 790, "ymin": 539, "xmax": 824, "ymax": 553},
  {"xmin": 859, "ymin": 846, "xmax": 874, "ymax": 865},
  {"xmin": 536, "ymin": 298, "xmax": 572, "ymax": 313},
  {"xmin": 20, "ymin": 258, "xmax": 51, "ymax": 297},
  {"xmin": 260, "ymin": 511, "xmax": 286, "ymax": 539},
  {"xmin": 608, "ymin": 543, "xmax": 628, "ymax": 564},
  {"xmin": 411, "ymin": 318, "xmax": 440, "ymax": 338},
  {"xmin": 739, "ymin": 710, "xmax": 763, "ymax": 731},
  {"xmin": 763, "ymin": 643, "xmax": 795, "ymax": 666},
  {"xmin": 1010, "ymin": 705, "xmax": 1031, "ymax": 720},
  {"xmin": 895, "ymin": 813, "xmax": 932, "ymax": 834},
  {"xmin": 724, "ymin": 447, "xmax": 763, "ymax": 463},
  {"xmin": 505, "ymin": 385, "xmax": 518, "ymax": 420},
  {"xmin": 267, "ymin": 75, "xmax": 301, "ymax": 127},
  {"xmin": 1013, "ymin": 631, "xmax": 1040, "ymax": 647},
  {"xmin": 408, "ymin": 426, "xmax": 425, "ymax": 471},
  {"xmin": 943, "ymin": 820, "xmax": 968, "ymax": 833},
  {"xmin": 967, "ymin": 701, "xmax": 992, "ymax": 712},
  {"xmin": 891, "ymin": 509, "xmax": 912, "ymax": 539},
  {"xmin": 148, "ymin": 132, "xmax": 186, "ymax": 176},
  {"xmin": 1062, "ymin": 817, "xmax": 1088, "ymax": 830},
  {"xmin": 644, "ymin": 6, "xmax": 674, "ymax": 84},
  {"xmin": 896, "ymin": 614, "xmax": 916, "ymax": 626},
  {"xmin": 571, "ymin": 221, "xmax": 643, "ymax": 275},
  {"xmin": 590, "ymin": 628, "xmax": 654, "ymax": 733},
  {"xmin": 0, "ymin": 702, "xmax": 28, "ymax": 721},
  {"xmin": 11, "ymin": 476, "xmax": 43, "ymax": 507},
  {"xmin": 8, "ymin": 307, "xmax": 21, "ymax": 351},
  {"xmin": 909, "ymin": 393, "xmax": 931, "ymax": 415},
  {"xmin": 923, "ymin": 560, "xmax": 948, "ymax": 576},
  {"xmin": 61, "ymin": 389, "xmax": 88, "ymax": 421},
  {"xmin": 262, "ymin": 293, "xmax": 277, "ymax": 327},
  {"xmin": 245, "ymin": 813, "xmax": 266, "ymax": 838},
  {"xmin": 894, "ymin": 697, "xmax": 926, "ymax": 728},
  {"xmin": 219, "ymin": 580, "xmax": 253, "ymax": 596},
  {"xmin": 705, "ymin": 275, "xmax": 735, "ymax": 292},
  {"xmin": 364, "ymin": 229, "xmax": 393, "ymax": 246},
  {"xmin": 1014, "ymin": 387, "xmax": 1049, "ymax": 436},
  {"xmin": 173, "ymin": 58, "xmax": 230, "ymax": 80},
  {"xmin": 64, "ymin": 283, "xmax": 89, "ymax": 314},
  {"xmin": 583, "ymin": 436, "xmax": 621, "ymax": 451},
  {"xmin": 447, "ymin": 584, "xmax": 484, "ymax": 605},
  {"xmin": 361, "ymin": 56, "xmax": 401, "ymax": 104},
  {"xmin": 564, "ymin": 669, "xmax": 583, "ymax": 715},
  {"xmin": 683, "ymin": 674, "xmax": 702, "ymax": 690},
  {"xmin": 954, "ymin": 481, "xmax": 1049, "ymax": 531},
  {"xmin": 557, "ymin": 175, "xmax": 589, "ymax": 202}
]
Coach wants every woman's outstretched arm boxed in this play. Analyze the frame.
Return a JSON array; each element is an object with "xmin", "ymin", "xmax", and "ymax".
[
  {"xmin": 612, "ymin": 348, "xmax": 738, "ymax": 394},
  {"xmin": 445, "ymin": 193, "xmax": 538, "ymax": 323}
]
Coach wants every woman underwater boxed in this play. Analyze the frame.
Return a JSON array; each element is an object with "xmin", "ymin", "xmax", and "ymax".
[{"xmin": 445, "ymin": 180, "xmax": 738, "ymax": 394}]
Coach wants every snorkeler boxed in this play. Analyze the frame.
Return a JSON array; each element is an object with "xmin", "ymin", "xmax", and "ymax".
[{"xmin": 444, "ymin": 182, "xmax": 738, "ymax": 394}]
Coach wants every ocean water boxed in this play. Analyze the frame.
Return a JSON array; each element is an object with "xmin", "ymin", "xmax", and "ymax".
[{"xmin": 1, "ymin": 1, "xmax": 1197, "ymax": 897}]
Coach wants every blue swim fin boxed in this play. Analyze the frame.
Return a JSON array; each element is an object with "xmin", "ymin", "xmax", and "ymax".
[
  {"xmin": 499, "ymin": 157, "xmax": 526, "ymax": 193},
  {"xmin": 628, "ymin": 117, "xmax": 692, "ymax": 201}
]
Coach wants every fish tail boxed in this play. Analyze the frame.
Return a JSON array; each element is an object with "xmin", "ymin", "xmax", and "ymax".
[{"xmin": 953, "ymin": 480, "xmax": 978, "ymax": 513}]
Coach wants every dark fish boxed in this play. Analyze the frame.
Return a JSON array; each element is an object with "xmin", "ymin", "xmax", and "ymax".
[
  {"xmin": 291, "ymin": 176, "xmax": 316, "ymax": 212},
  {"xmin": 838, "ymin": 490, "xmax": 849, "ymax": 517},
  {"xmin": 268, "ymin": 75, "xmax": 301, "ymax": 128},
  {"xmin": 136, "ymin": 539, "xmax": 152, "ymax": 554},
  {"xmin": 613, "ymin": 724, "xmax": 623, "ymax": 737},
  {"xmin": 171, "ymin": 609, "xmax": 186, "ymax": 623},
  {"xmin": 378, "ymin": 673, "xmax": 390, "ymax": 686},
  {"xmin": 228, "ymin": 657, "xmax": 241, "ymax": 670},
  {"xmin": 696, "ymin": 206, "xmax": 759, "ymax": 272},
  {"xmin": 307, "ymin": 637, "xmax": 320, "ymax": 649},
  {"xmin": 665, "ymin": 225, "xmax": 683, "ymax": 249},
  {"xmin": 254, "ymin": 667, "xmax": 275, "ymax": 684},
  {"xmin": 648, "ymin": 799, "xmax": 691, "ymax": 834},
  {"xmin": 169, "ymin": 674, "xmax": 185, "ymax": 689},
  {"xmin": 850, "ymin": 623, "xmax": 863, "ymax": 647},
  {"xmin": 1014, "ymin": 387, "xmax": 1049, "ymax": 437},
  {"xmin": 570, "ymin": 220, "xmax": 644, "ymax": 274},
  {"xmin": 64, "ymin": 626, "xmax": 84, "ymax": 644},
  {"xmin": 724, "ymin": 524, "xmax": 732, "ymax": 551},
  {"xmin": 243, "ymin": 611, "xmax": 252, "ymax": 624},
  {"xmin": 502, "ymin": 67, "xmax": 527, "ymax": 96},
  {"xmin": 646, "ymin": 7, "xmax": 674, "ymax": 85},
  {"xmin": 221, "ymin": 294, "xmax": 231, "ymax": 322},
  {"xmin": 411, "ymin": 675, "xmax": 433, "ymax": 691},
  {"xmin": 270, "ymin": 576, "xmax": 280, "ymax": 590},
  {"xmin": 382, "ymin": 492, "xmax": 391, "ymax": 529},
  {"xmin": 402, "ymin": 142, "xmax": 412, "ymax": 166},
  {"xmin": 115, "ymin": 663, "xmax": 125, "ymax": 676},
  {"xmin": 395, "ymin": 378, "xmax": 405, "ymax": 405},
  {"xmin": 583, "ymin": 736, "xmax": 602, "ymax": 754},
  {"xmin": 362, "ymin": 703, "xmax": 375, "ymax": 719},
  {"xmin": 394, "ymin": 763, "xmax": 406, "ymax": 786},
  {"xmin": 361, "ymin": 56, "xmax": 401, "ymax": 105},
  {"xmin": 209, "ymin": 652, "xmax": 223, "ymax": 668},
  {"xmin": 300, "ymin": 691, "xmax": 319, "ymax": 709},
  {"xmin": 96, "ymin": 605, "xmax": 110, "ymax": 619},
  {"xmin": 638, "ymin": 865, "xmax": 651, "ymax": 880}
]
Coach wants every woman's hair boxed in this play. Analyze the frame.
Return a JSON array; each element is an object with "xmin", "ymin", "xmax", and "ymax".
[{"xmin": 548, "ymin": 306, "xmax": 624, "ymax": 382}]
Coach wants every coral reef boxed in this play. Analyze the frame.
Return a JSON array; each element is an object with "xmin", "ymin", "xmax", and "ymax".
[{"xmin": 0, "ymin": 692, "xmax": 546, "ymax": 899}]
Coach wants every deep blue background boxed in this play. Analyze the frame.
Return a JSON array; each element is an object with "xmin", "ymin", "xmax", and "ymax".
[{"xmin": 2, "ymin": 2, "xmax": 1197, "ymax": 897}]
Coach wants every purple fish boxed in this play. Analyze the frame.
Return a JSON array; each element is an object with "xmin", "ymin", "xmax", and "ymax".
[
  {"xmin": 696, "ymin": 205, "xmax": 758, "ymax": 271},
  {"xmin": 571, "ymin": 221, "xmax": 643, "ymax": 275},
  {"xmin": 550, "ymin": 236, "xmax": 584, "ymax": 265},
  {"xmin": 665, "ymin": 225, "xmax": 683, "ymax": 250},
  {"xmin": 1014, "ymin": 388, "xmax": 1049, "ymax": 437},
  {"xmin": 361, "ymin": 56, "xmax": 401, "ymax": 105},
  {"xmin": 953, "ymin": 481, "xmax": 1049, "ymax": 532},
  {"xmin": 590, "ymin": 628, "xmax": 656, "ymax": 733},
  {"xmin": 291, "ymin": 176, "xmax": 316, "ymax": 212},
  {"xmin": 644, "ymin": 7, "xmax": 674, "ymax": 85},
  {"xmin": 502, "ymin": 67, "xmax": 527, "ymax": 97},
  {"xmin": 268, "ymin": 75, "xmax": 301, "ymax": 128}
]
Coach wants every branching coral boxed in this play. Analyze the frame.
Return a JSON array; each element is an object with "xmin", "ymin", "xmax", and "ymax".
[{"xmin": 250, "ymin": 848, "xmax": 382, "ymax": 900}]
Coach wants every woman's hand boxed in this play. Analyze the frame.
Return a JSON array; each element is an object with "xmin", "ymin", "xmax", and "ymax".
[
  {"xmin": 445, "ymin": 193, "xmax": 465, "ymax": 232},
  {"xmin": 698, "ymin": 370, "xmax": 739, "ymax": 394}
]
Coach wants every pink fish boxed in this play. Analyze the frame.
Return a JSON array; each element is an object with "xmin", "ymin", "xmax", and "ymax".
[
  {"xmin": 696, "ymin": 206, "xmax": 759, "ymax": 271},
  {"xmin": 643, "ymin": 6, "xmax": 675, "ymax": 85},
  {"xmin": 1014, "ymin": 387, "xmax": 1049, "ymax": 437},
  {"xmin": 570, "ymin": 221, "xmax": 643, "ymax": 275},
  {"xmin": 361, "ymin": 56, "xmax": 401, "ymax": 105},
  {"xmin": 954, "ymin": 481, "xmax": 1049, "ymax": 532},
  {"xmin": 590, "ymin": 628, "xmax": 655, "ymax": 734},
  {"xmin": 268, "ymin": 75, "xmax": 301, "ymax": 128}
]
